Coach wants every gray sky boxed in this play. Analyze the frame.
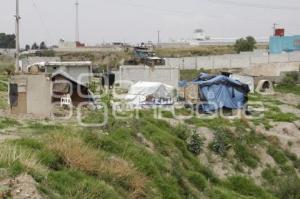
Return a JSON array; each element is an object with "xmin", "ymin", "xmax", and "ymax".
[{"xmin": 1, "ymin": 0, "xmax": 300, "ymax": 47}]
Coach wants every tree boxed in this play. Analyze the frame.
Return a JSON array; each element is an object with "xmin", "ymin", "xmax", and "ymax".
[
  {"xmin": 31, "ymin": 42, "xmax": 39, "ymax": 50},
  {"xmin": 234, "ymin": 36, "xmax": 257, "ymax": 53},
  {"xmin": 25, "ymin": 44, "xmax": 30, "ymax": 51},
  {"xmin": 39, "ymin": 41, "xmax": 47, "ymax": 50},
  {"xmin": 0, "ymin": 33, "xmax": 16, "ymax": 48}
]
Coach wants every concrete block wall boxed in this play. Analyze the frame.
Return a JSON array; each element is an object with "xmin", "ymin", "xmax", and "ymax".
[
  {"xmin": 118, "ymin": 65, "xmax": 179, "ymax": 88},
  {"xmin": 165, "ymin": 51, "xmax": 300, "ymax": 70}
]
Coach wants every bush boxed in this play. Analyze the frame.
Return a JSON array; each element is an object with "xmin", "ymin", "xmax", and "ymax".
[
  {"xmin": 209, "ymin": 130, "xmax": 231, "ymax": 157},
  {"xmin": 234, "ymin": 36, "xmax": 256, "ymax": 53},
  {"xmin": 280, "ymin": 73, "xmax": 298, "ymax": 86},
  {"xmin": 187, "ymin": 133, "xmax": 203, "ymax": 155}
]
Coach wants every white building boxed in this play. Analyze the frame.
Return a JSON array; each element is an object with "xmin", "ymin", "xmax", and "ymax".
[{"xmin": 193, "ymin": 29, "xmax": 210, "ymax": 41}]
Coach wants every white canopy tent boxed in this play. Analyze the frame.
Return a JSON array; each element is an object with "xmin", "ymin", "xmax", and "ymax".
[{"xmin": 125, "ymin": 81, "xmax": 175, "ymax": 106}]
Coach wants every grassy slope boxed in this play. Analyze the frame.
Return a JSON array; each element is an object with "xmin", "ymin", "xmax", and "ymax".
[{"xmin": 0, "ymin": 98, "xmax": 299, "ymax": 199}]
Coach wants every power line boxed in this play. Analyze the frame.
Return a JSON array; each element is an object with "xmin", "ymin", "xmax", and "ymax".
[
  {"xmin": 31, "ymin": 0, "xmax": 52, "ymax": 44},
  {"xmin": 208, "ymin": 0, "xmax": 300, "ymax": 11},
  {"xmin": 119, "ymin": 0, "xmax": 300, "ymax": 13}
]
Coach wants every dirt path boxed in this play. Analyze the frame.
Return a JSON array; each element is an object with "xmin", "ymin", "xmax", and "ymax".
[
  {"xmin": 0, "ymin": 174, "xmax": 43, "ymax": 199},
  {"xmin": 278, "ymin": 104, "xmax": 300, "ymax": 117},
  {"xmin": 274, "ymin": 93, "xmax": 300, "ymax": 106}
]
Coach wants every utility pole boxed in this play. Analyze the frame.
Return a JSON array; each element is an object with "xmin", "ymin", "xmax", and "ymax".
[
  {"xmin": 15, "ymin": 0, "xmax": 21, "ymax": 73},
  {"xmin": 157, "ymin": 30, "xmax": 160, "ymax": 45},
  {"xmin": 273, "ymin": 23, "xmax": 278, "ymax": 36},
  {"xmin": 75, "ymin": 0, "xmax": 79, "ymax": 42}
]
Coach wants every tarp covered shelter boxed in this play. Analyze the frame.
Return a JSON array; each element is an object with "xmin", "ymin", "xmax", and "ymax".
[
  {"xmin": 229, "ymin": 74, "xmax": 254, "ymax": 93},
  {"xmin": 193, "ymin": 73, "xmax": 250, "ymax": 112},
  {"xmin": 125, "ymin": 81, "xmax": 175, "ymax": 106}
]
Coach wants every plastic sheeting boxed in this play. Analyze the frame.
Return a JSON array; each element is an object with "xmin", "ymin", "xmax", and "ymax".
[
  {"xmin": 230, "ymin": 74, "xmax": 255, "ymax": 93},
  {"xmin": 125, "ymin": 81, "xmax": 174, "ymax": 106},
  {"xmin": 193, "ymin": 74, "xmax": 250, "ymax": 112}
]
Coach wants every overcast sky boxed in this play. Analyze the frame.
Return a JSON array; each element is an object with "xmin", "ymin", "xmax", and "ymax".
[{"xmin": 1, "ymin": 0, "xmax": 300, "ymax": 47}]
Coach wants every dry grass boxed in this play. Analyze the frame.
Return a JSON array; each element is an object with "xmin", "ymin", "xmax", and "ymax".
[
  {"xmin": 0, "ymin": 143, "xmax": 47, "ymax": 175},
  {"xmin": 266, "ymin": 136, "xmax": 280, "ymax": 146},
  {"xmin": 45, "ymin": 134, "xmax": 148, "ymax": 198}
]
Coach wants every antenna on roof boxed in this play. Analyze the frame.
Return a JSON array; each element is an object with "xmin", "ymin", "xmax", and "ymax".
[{"xmin": 75, "ymin": 0, "xmax": 79, "ymax": 42}]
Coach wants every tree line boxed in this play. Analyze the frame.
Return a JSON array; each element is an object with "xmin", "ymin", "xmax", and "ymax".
[
  {"xmin": 0, "ymin": 32, "xmax": 48, "ymax": 51},
  {"xmin": 25, "ymin": 41, "xmax": 47, "ymax": 51},
  {"xmin": 0, "ymin": 33, "xmax": 15, "ymax": 48}
]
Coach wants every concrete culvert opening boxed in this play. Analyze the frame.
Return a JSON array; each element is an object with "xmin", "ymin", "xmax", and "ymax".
[{"xmin": 255, "ymin": 80, "xmax": 274, "ymax": 95}]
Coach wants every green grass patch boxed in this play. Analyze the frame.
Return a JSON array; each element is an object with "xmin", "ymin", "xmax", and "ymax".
[
  {"xmin": 0, "ymin": 117, "xmax": 20, "ymax": 129},
  {"xmin": 262, "ymin": 167, "xmax": 278, "ymax": 184},
  {"xmin": 265, "ymin": 105, "xmax": 299, "ymax": 122},
  {"xmin": 276, "ymin": 85, "xmax": 300, "ymax": 96},
  {"xmin": 267, "ymin": 146, "xmax": 288, "ymax": 165},
  {"xmin": 180, "ymin": 69, "xmax": 210, "ymax": 81},
  {"xmin": 185, "ymin": 117, "xmax": 231, "ymax": 130},
  {"xmin": 224, "ymin": 176, "xmax": 276, "ymax": 199},
  {"xmin": 234, "ymin": 143, "xmax": 259, "ymax": 168},
  {"xmin": 42, "ymin": 169, "xmax": 122, "ymax": 199}
]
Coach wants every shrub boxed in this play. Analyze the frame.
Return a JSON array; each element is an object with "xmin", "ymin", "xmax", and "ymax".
[
  {"xmin": 234, "ymin": 36, "xmax": 256, "ymax": 53},
  {"xmin": 280, "ymin": 73, "xmax": 298, "ymax": 86},
  {"xmin": 187, "ymin": 133, "xmax": 203, "ymax": 155},
  {"xmin": 209, "ymin": 130, "xmax": 231, "ymax": 157}
]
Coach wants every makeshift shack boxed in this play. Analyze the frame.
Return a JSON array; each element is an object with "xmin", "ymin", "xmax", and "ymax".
[
  {"xmin": 125, "ymin": 81, "xmax": 175, "ymax": 107},
  {"xmin": 192, "ymin": 73, "xmax": 250, "ymax": 112},
  {"xmin": 229, "ymin": 74, "xmax": 255, "ymax": 93},
  {"xmin": 51, "ymin": 70, "xmax": 95, "ymax": 107},
  {"xmin": 9, "ymin": 69, "xmax": 95, "ymax": 117},
  {"xmin": 178, "ymin": 81, "xmax": 202, "ymax": 104}
]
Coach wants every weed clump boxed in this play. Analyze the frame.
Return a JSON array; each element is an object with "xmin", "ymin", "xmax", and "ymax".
[{"xmin": 187, "ymin": 133, "xmax": 204, "ymax": 155}]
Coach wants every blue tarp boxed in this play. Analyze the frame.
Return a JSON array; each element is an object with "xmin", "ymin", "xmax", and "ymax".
[{"xmin": 193, "ymin": 73, "xmax": 250, "ymax": 112}]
